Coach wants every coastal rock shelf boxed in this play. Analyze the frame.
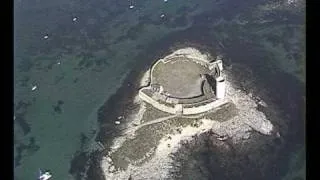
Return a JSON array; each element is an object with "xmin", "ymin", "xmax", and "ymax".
[{"xmin": 100, "ymin": 47, "xmax": 275, "ymax": 180}]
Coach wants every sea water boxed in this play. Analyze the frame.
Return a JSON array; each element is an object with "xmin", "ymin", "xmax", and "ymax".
[{"xmin": 14, "ymin": 0, "xmax": 305, "ymax": 179}]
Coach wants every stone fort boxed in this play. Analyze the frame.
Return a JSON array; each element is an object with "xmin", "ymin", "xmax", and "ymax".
[{"xmin": 139, "ymin": 53, "xmax": 227, "ymax": 115}]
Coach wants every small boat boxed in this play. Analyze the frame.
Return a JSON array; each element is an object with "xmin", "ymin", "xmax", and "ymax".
[
  {"xmin": 31, "ymin": 85, "xmax": 38, "ymax": 91},
  {"xmin": 37, "ymin": 169, "xmax": 52, "ymax": 180}
]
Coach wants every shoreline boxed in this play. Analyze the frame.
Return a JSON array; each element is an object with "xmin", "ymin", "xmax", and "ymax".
[
  {"xmin": 70, "ymin": 26, "xmax": 304, "ymax": 180},
  {"xmin": 98, "ymin": 60, "xmax": 277, "ymax": 179}
]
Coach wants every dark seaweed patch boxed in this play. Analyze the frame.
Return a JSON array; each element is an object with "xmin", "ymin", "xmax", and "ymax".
[
  {"xmin": 15, "ymin": 137, "xmax": 40, "ymax": 167},
  {"xmin": 15, "ymin": 114, "xmax": 31, "ymax": 135},
  {"xmin": 15, "ymin": 100, "xmax": 32, "ymax": 135},
  {"xmin": 58, "ymin": 100, "xmax": 64, "ymax": 105},
  {"xmin": 69, "ymin": 151, "xmax": 90, "ymax": 180},
  {"xmin": 69, "ymin": 132, "xmax": 105, "ymax": 180},
  {"xmin": 27, "ymin": 137, "xmax": 40, "ymax": 153},
  {"xmin": 14, "ymin": 146, "xmax": 23, "ymax": 167},
  {"xmin": 52, "ymin": 100, "xmax": 64, "ymax": 114},
  {"xmin": 15, "ymin": 100, "xmax": 31, "ymax": 114},
  {"xmin": 73, "ymin": 78, "xmax": 79, "ymax": 83},
  {"xmin": 86, "ymin": 151, "xmax": 105, "ymax": 180},
  {"xmin": 70, "ymin": 150, "xmax": 105, "ymax": 180},
  {"xmin": 79, "ymin": 133, "xmax": 88, "ymax": 150},
  {"xmin": 53, "ymin": 105, "xmax": 62, "ymax": 114}
]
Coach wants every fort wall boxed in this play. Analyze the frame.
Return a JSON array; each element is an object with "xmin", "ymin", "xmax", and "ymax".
[
  {"xmin": 139, "ymin": 90, "xmax": 228, "ymax": 115},
  {"xmin": 140, "ymin": 52, "xmax": 227, "ymax": 115},
  {"xmin": 183, "ymin": 99, "xmax": 228, "ymax": 115},
  {"xmin": 139, "ymin": 90, "xmax": 177, "ymax": 114}
]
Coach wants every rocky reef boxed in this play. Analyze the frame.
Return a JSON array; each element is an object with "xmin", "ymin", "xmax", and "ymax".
[{"xmin": 99, "ymin": 48, "xmax": 278, "ymax": 179}]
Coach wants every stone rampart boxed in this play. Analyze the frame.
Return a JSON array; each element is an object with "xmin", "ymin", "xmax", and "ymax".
[
  {"xmin": 139, "ymin": 89, "xmax": 228, "ymax": 115},
  {"xmin": 182, "ymin": 99, "xmax": 228, "ymax": 115},
  {"xmin": 139, "ymin": 90, "xmax": 177, "ymax": 114},
  {"xmin": 140, "ymin": 52, "xmax": 227, "ymax": 115}
]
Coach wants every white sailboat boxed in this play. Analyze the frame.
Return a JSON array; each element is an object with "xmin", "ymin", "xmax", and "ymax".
[{"xmin": 37, "ymin": 169, "xmax": 52, "ymax": 180}]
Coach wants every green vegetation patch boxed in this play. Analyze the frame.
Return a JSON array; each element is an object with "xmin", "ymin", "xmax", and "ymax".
[
  {"xmin": 110, "ymin": 102, "xmax": 237, "ymax": 170},
  {"xmin": 110, "ymin": 116, "xmax": 199, "ymax": 170}
]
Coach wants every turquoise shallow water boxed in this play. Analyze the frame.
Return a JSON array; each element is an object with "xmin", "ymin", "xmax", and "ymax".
[
  {"xmin": 14, "ymin": 0, "xmax": 203, "ymax": 179},
  {"xmin": 14, "ymin": 0, "xmax": 305, "ymax": 179}
]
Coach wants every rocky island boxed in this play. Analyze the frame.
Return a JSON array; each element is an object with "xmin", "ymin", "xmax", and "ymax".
[{"xmin": 98, "ymin": 47, "xmax": 276, "ymax": 179}]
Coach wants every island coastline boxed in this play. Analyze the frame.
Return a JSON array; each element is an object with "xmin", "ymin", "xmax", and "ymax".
[{"xmin": 70, "ymin": 31, "xmax": 304, "ymax": 180}]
